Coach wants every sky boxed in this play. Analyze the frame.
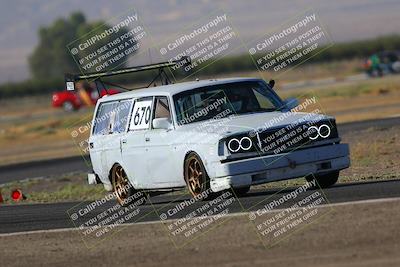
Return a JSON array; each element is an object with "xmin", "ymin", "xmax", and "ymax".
[{"xmin": 0, "ymin": 0, "xmax": 399, "ymax": 83}]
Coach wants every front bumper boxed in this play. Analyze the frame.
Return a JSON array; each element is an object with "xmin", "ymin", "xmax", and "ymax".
[
  {"xmin": 87, "ymin": 172, "xmax": 113, "ymax": 191},
  {"xmin": 210, "ymin": 144, "xmax": 350, "ymax": 192}
]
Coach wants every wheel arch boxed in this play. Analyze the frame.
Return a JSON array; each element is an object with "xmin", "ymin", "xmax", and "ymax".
[
  {"xmin": 110, "ymin": 161, "xmax": 140, "ymax": 188},
  {"xmin": 182, "ymin": 150, "xmax": 209, "ymax": 180}
]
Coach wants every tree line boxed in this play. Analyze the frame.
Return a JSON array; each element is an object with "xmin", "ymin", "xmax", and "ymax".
[{"xmin": 1, "ymin": 11, "xmax": 400, "ymax": 98}]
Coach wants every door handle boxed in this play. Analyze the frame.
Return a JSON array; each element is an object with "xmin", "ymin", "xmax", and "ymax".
[
  {"xmin": 121, "ymin": 139, "xmax": 127, "ymax": 144},
  {"xmin": 145, "ymin": 137, "xmax": 150, "ymax": 142}
]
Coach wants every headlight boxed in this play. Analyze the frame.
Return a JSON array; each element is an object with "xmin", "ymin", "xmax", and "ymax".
[
  {"xmin": 308, "ymin": 124, "xmax": 331, "ymax": 140},
  {"xmin": 227, "ymin": 136, "xmax": 253, "ymax": 153},
  {"xmin": 307, "ymin": 120, "xmax": 337, "ymax": 141}
]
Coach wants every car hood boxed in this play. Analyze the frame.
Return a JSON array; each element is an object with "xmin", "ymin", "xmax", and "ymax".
[{"xmin": 175, "ymin": 111, "xmax": 332, "ymax": 138}]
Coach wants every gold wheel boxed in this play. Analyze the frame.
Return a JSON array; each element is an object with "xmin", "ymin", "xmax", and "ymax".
[
  {"xmin": 185, "ymin": 154, "xmax": 207, "ymax": 197},
  {"xmin": 112, "ymin": 165, "xmax": 131, "ymax": 205}
]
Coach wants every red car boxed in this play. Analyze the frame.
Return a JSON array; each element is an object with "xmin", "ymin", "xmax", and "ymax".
[{"xmin": 52, "ymin": 88, "xmax": 120, "ymax": 111}]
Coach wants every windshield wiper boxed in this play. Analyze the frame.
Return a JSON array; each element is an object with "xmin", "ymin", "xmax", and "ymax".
[{"xmin": 240, "ymin": 108, "xmax": 277, "ymax": 114}]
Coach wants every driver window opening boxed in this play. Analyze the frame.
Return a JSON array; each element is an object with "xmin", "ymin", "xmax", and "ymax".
[{"xmin": 154, "ymin": 96, "xmax": 171, "ymax": 120}]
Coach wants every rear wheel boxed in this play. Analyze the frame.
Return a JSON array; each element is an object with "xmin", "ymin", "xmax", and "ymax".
[
  {"xmin": 184, "ymin": 153, "xmax": 212, "ymax": 199},
  {"xmin": 306, "ymin": 171, "xmax": 339, "ymax": 188},
  {"xmin": 111, "ymin": 164, "xmax": 143, "ymax": 206}
]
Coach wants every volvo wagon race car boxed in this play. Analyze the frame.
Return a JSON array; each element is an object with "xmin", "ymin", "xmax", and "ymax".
[{"xmin": 67, "ymin": 61, "xmax": 350, "ymax": 205}]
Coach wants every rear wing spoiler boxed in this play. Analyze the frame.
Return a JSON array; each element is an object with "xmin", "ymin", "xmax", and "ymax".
[{"xmin": 64, "ymin": 56, "xmax": 191, "ymax": 91}]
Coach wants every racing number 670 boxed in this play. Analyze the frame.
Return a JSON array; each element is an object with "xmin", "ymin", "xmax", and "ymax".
[{"xmin": 133, "ymin": 105, "xmax": 151, "ymax": 126}]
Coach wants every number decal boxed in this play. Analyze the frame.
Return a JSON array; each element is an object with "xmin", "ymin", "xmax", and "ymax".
[{"xmin": 129, "ymin": 100, "xmax": 152, "ymax": 130}]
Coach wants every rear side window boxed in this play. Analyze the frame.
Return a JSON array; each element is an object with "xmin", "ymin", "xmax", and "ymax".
[
  {"xmin": 93, "ymin": 99, "xmax": 133, "ymax": 135},
  {"xmin": 93, "ymin": 102, "xmax": 114, "ymax": 135},
  {"xmin": 113, "ymin": 100, "xmax": 133, "ymax": 133}
]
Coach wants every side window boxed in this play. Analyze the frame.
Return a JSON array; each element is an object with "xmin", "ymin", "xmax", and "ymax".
[
  {"xmin": 113, "ymin": 100, "xmax": 133, "ymax": 133},
  {"xmin": 129, "ymin": 98, "xmax": 153, "ymax": 131},
  {"xmin": 253, "ymin": 88, "xmax": 275, "ymax": 109},
  {"xmin": 93, "ymin": 102, "xmax": 114, "ymax": 135},
  {"xmin": 107, "ymin": 102, "xmax": 118, "ymax": 134},
  {"xmin": 153, "ymin": 96, "xmax": 171, "ymax": 120}
]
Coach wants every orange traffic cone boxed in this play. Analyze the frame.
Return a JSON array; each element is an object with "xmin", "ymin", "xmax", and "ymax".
[{"xmin": 11, "ymin": 189, "xmax": 26, "ymax": 202}]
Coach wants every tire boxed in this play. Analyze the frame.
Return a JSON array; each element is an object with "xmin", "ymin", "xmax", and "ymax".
[
  {"xmin": 184, "ymin": 152, "xmax": 212, "ymax": 199},
  {"xmin": 233, "ymin": 186, "xmax": 251, "ymax": 197},
  {"xmin": 111, "ymin": 164, "xmax": 145, "ymax": 206},
  {"xmin": 62, "ymin": 101, "xmax": 75, "ymax": 112},
  {"xmin": 307, "ymin": 171, "xmax": 339, "ymax": 188}
]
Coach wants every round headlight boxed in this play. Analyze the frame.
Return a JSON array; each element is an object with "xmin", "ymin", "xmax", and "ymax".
[
  {"xmin": 227, "ymin": 137, "xmax": 253, "ymax": 153},
  {"xmin": 228, "ymin": 138, "xmax": 240, "ymax": 152},
  {"xmin": 240, "ymin": 137, "xmax": 252, "ymax": 150},
  {"xmin": 319, "ymin": 124, "xmax": 331, "ymax": 138},
  {"xmin": 308, "ymin": 126, "xmax": 319, "ymax": 140},
  {"xmin": 308, "ymin": 124, "xmax": 331, "ymax": 140}
]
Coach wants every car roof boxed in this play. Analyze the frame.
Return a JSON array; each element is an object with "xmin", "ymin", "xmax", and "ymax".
[{"xmin": 98, "ymin": 77, "xmax": 263, "ymax": 103}]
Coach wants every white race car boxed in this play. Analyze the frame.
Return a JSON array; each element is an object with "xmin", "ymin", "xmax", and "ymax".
[{"xmin": 67, "ymin": 61, "xmax": 350, "ymax": 205}]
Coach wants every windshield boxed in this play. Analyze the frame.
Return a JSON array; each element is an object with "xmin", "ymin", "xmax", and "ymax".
[{"xmin": 173, "ymin": 81, "xmax": 283, "ymax": 125}]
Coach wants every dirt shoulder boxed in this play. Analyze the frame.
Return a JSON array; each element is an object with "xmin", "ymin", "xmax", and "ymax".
[{"xmin": 1, "ymin": 198, "xmax": 399, "ymax": 267}]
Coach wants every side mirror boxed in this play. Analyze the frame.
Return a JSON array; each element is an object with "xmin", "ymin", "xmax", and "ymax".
[
  {"xmin": 283, "ymin": 98, "xmax": 299, "ymax": 110},
  {"xmin": 152, "ymin": 118, "xmax": 172, "ymax": 130}
]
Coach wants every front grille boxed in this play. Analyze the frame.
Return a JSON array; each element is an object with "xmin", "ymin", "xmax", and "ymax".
[{"xmin": 226, "ymin": 119, "xmax": 338, "ymax": 155}]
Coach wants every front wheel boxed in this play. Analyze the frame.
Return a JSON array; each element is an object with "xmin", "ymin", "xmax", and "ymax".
[
  {"xmin": 184, "ymin": 153, "xmax": 212, "ymax": 199},
  {"xmin": 306, "ymin": 171, "xmax": 339, "ymax": 188}
]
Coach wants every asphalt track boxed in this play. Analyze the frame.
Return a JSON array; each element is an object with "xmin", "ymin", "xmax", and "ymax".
[
  {"xmin": 0, "ymin": 116, "xmax": 399, "ymax": 234},
  {"xmin": 0, "ymin": 116, "xmax": 399, "ymax": 184},
  {"xmin": 1, "ymin": 179, "xmax": 400, "ymax": 234}
]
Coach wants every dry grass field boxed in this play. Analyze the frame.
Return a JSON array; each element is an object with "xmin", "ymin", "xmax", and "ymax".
[{"xmin": 0, "ymin": 62, "xmax": 398, "ymax": 166}]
